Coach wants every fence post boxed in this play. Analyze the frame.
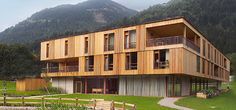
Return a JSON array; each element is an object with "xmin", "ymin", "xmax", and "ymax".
[
  {"xmin": 3, "ymin": 96, "xmax": 6, "ymax": 106},
  {"xmin": 42, "ymin": 97, "xmax": 45, "ymax": 108},
  {"xmin": 110, "ymin": 100, "xmax": 114, "ymax": 110},
  {"xmin": 132, "ymin": 104, "xmax": 136, "ymax": 110},
  {"xmin": 22, "ymin": 96, "xmax": 25, "ymax": 106},
  {"xmin": 122, "ymin": 102, "xmax": 126, "ymax": 110},
  {"xmin": 76, "ymin": 98, "xmax": 79, "ymax": 106},
  {"xmin": 93, "ymin": 99, "xmax": 96, "ymax": 110},
  {"xmin": 58, "ymin": 97, "xmax": 61, "ymax": 104}
]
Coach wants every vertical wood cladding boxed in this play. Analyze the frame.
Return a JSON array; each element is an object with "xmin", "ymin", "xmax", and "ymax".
[{"xmin": 40, "ymin": 18, "xmax": 229, "ymax": 82}]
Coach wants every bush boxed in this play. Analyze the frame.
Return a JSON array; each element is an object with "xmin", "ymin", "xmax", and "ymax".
[
  {"xmin": 37, "ymin": 103, "xmax": 87, "ymax": 110},
  {"xmin": 39, "ymin": 86, "xmax": 65, "ymax": 94}
]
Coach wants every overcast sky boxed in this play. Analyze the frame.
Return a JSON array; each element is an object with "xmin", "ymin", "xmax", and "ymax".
[{"xmin": 0, "ymin": 0, "xmax": 169, "ymax": 32}]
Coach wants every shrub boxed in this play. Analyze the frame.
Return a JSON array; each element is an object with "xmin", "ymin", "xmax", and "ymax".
[
  {"xmin": 37, "ymin": 103, "xmax": 87, "ymax": 110},
  {"xmin": 39, "ymin": 86, "xmax": 65, "ymax": 94}
]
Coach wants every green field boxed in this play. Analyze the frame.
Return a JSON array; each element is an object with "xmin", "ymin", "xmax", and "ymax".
[{"xmin": 176, "ymin": 81, "xmax": 236, "ymax": 110}]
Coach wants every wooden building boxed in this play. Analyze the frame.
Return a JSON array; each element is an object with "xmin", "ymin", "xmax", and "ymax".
[
  {"xmin": 40, "ymin": 17, "xmax": 230, "ymax": 97},
  {"xmin": 16, "ymin": 77, "xmax": 47, "ymax": 91}
]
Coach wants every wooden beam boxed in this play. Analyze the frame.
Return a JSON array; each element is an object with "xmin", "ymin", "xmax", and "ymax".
[
  {"xmin": 85, "ymin": 78, "xmax": 88, "ymax": 94},
  {"xmin": 103, "ymin": 78, "xmax": 107, "ymax": 94}
]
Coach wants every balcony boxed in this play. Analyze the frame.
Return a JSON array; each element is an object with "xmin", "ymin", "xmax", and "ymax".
[
  {"xmin": 146, "ymin": 36, "xmax": 200, "ymax": 53},
  {"xmin": 104, "ymin": 44, "xmax": 114, "ymax": 51},
  {"xmin": 124, "ymin": 42, "xmax": 136, "ymax": 49},
  {"xmin": 154, "ymin": 61, "xmax": 169, "ymax": 69},
  {"xmin": 42, "ymin": 66, "xmax": 79, "ymax": 73}
]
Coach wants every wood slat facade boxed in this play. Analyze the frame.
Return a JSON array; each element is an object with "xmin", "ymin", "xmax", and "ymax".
[{"xmin": 40, "ymin": 17, "xmax": 230, "ymax": 96}]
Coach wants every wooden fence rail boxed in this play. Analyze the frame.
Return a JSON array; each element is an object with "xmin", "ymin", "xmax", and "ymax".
[{"xmin": 0, "ymin": 96, "xmax": 136, "ymax": 110}]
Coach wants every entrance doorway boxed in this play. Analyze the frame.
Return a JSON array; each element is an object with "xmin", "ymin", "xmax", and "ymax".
[
  {"xmin": 74, "ymin": 81, "xmax": 83, "ymax": 93},
  {"xmin": 167, "ymin": 76, "xmax": 182, "ymax": 97}
]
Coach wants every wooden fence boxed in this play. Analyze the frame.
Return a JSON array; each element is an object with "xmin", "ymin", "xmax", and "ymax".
[{"xmin": 0, "ymin": 96, "xmax": 136, "ymax": 110}]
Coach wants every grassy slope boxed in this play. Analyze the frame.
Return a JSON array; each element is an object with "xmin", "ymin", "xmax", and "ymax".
[
  {"xmin": 176, "ymin": 81, "xmax": 236, "ymax": 110},
  {"xmin": 49, "ymin": 94, "xmax": 173, "ymax": 110}
]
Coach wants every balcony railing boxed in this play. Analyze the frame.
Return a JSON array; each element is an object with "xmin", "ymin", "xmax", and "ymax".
[
  {"xmin": 154, "ymin": 61, "xmax": 169, "ymax": 69},
  {"xmin": 146, "ymin": 36, "xmax": 200, "ymax": 53},
  {"xmin": 42, "ymin": 66, "xmax": 79, "ymax": 73},
  {"xmin": 85, "ymin": 65, "xmax": 94, "ymax": 72},
  {"xmin": 124, "ymin": 42, "xmax": 136, "ymax": 49},
  {"xmin": 126, "ymin": 63, "xmax": 137, "ymax": 70},
  {"xmin": 104, "ymin": 44, "xmax": 114, "ymax": 51}
]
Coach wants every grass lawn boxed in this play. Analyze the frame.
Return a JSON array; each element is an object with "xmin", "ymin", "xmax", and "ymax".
[
  {"xmin": 176, "ymin": 81, "xmax": 236, "ymax": 110},
  {"xmin": 0, "ymin": 80, "xmax": 52, "ymax": 97},
  {"xmin": 48, "ymin": 94, "xmax": 173, "ymax": 110}
]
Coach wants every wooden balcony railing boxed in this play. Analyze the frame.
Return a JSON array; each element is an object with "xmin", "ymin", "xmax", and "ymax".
[
  {"xmin": 104, "ymin": 44, "xmax": 114, "ymax": 51},
  {"xmin": 42, "ymin": 66, "xmax": 79, "ymax": 73},
  {"xmin": 126, "ymin": 63, "xmax": 137, "ymax": 70},
  {"xmin": 124, "ymin": 42, "xmax": 136, "ymax": 49},
  {"xmin": 154, "ymin": 61, "xmax": 169, "ymax": 69},
  {"xmin": 146, "ymin": 36, "xmax": 200, "ymax": 53},
  {"xmin": 85, "ymin": 65, "xmax": 94, "ymax": 72}
]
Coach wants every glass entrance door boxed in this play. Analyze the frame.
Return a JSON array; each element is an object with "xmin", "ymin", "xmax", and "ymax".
[
  {"xmin": 167, "ymin": 76, "xmax": 182, "ymax": 97},
  {"xmin": 75, "ymin": 81, "xmax": 83, "ymax": 93}
]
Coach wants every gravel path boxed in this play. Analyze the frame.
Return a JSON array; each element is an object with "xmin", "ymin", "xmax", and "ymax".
[{"xmin": 158, "ymin": 97, "xmax": 193, "ymax": 110}]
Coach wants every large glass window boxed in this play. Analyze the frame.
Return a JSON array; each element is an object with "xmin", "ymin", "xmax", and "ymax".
[
  {"xmin": 85, "ymin": 37, "xmax": 89, "ymax": 54},
  {"xmin": 104, "ymin": 54, "xmax": 113, "ymax": 71},
  {"xmin": 65, "ymin": 40, "xmax": 68, "ymax": 56},
  {"xmin": 104, "ymin": 33, "xmax": 114, "ymax": 51},
  {"xmin": 85, "ymin": 56, "xmax": 94, "ymax": 72},
  {"xmin": 197, "ymin": 56, "xmax": 200, "ymax": 72},
  {"xmin": 154, "ymin": 49, "xmax": 169, "ymax": 69},
  {"xmin": 125, "ymin": 52, "xmax": 137, "ymax": 70},
  {"xmin": 124, "ymin": 30, "xmax": 136, "ymax": 49},
  {"xmin": 46, "ymin": 43, "xmax": 49, "ymax": 58}
]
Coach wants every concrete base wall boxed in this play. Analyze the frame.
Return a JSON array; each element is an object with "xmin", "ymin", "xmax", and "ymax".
[
  {"xmin": 52, "ymin": 77, "xmax": 74, "ymax": 94},
  {"xmin": 119, "ymin": 75, "xmax": 166, "ymax": 97}
]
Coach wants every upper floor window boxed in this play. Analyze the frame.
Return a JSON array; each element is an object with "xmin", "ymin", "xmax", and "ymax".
[
  {"xmin": 202, "ymin": 40, "xmax": 206, "ymax": 57},
  {"xmin": 104, "ymin": 54, "xmax": 113, "ymax": 71},
  {"xmin": 224, "ymin": 58, "xmax": 227, "ymax": 68},
  {"xmin": 85, "ymin": 37, "xmax": 89, "ymax": 54},
  {"xmin": 125, "ymin": 52, "xmax": 137, "ymax": 70},
  {"xmin": 208, "ymin": 44, "xmax": 210, "ymax": 59},
  {"xmin": 65, "ymin": 40, "xmax": 68, "ymax": 56},
  {"xmin": 202, "ymin": 59, "xmax": 205, "ymax": 74},
  {"xmin": 104, "ymin": 33, "xmax": 114, "ymax": 51},
  {"xmin": 85, "ymin": 56, "xmax": 94, "ymax": 72},
  {"xmin": 154, "ymin": 49, "xmax": 169, "ymax": 69},
  {"xmin": 124, "ymin": 30, "xmax": 136, "ymax": 49},
  {"xmin": 46, "ymin": 43, "xmax": 49, "ymax": 58},
  {"xmin": 196, "ymin": 56, "xmax": 200, "ymax": 72}
]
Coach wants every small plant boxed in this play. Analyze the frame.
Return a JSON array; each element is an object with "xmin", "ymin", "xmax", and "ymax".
[{"xmin": 37, "ymin": 103, "xmax": 87, "ymax": 110}]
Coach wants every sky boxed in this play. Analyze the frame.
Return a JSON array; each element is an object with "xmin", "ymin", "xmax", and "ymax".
[{"xmin": 0, "ymin": 0, "xmax": 169, "ymax": 32}]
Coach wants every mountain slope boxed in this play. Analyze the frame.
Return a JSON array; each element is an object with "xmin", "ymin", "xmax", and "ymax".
[
  {"xmin": 0, "ymin": 0, "xmax": 137, "ymax": 43},
  {"xmin": 109, "ymin": 0, "xmax": 236, "ymax": 54}
]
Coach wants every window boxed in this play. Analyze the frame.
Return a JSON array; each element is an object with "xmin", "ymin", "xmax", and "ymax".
[
  {"xmin": 85, "ymin": 37, "xmax": 89, "ymax": 54},
  {"xmin": 208, "ymin": 44, "xmax": 210, "ymax": 59},
  {"xmin": 124, "ymin": 30, "xmax": 136, "ymax": 49},
  {"xmin": 224, "ymin": 58, "xmax": 227, "ymax": 68},
  {"xmin": 214, "ymin": 65, "xmax": 219, "ymax": 77},
  {"xmin": 104, "ymin": 33, "xmax": 114, "ymax": 51},
  {"xmin": 104, "ymin": 54, "xmax": 113, "ymax": 71},
  {"xmin": 46, "ymin": 43, "xmax": 49, "ymax": 58},
  {"xmin": 154, "ymin": 49, "xmax": 169, "ymax": 69},
  {"xmin": 65, "ymin": 40, "xmax": 68, "ymax": 56},
  {"xmin": 196, "ymin": 56, "xmax": 200, "ymax": 72},
  {"xmin": 85, "ymin": 56, "xmax": 94, "ymax": 72},
  {"xmin": 125, "ymin": 52, "xmax": 137, "ymax": 70},
  {"xmin": 202, "ymin": 40, "xmax": 206, "ymax": 56},
  {"xmin": 202, "ymin": 59, "xmax": 205, "ymax": 74}
]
